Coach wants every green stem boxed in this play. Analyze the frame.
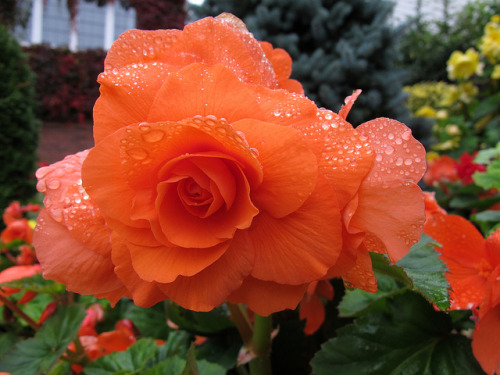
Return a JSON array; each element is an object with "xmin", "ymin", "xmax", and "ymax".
[
  {"xmin": 0, "ymin": 291, "xmax": 40, "ymax": 331},
  {"xmin": 226, "ymin": 303, "xmax": 253, "ymax": 346},
  {"xmin": 249, "ymin": 314, "xmax": 272, "ymax": 375}
]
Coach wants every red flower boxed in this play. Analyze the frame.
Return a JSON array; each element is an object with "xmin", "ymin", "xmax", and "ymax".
[
  {"xmin": 455, "ymin": 152, "xmax": 486, "ymax": 185},
  {"xmin": 423, "ymin": 154, "xmax": 459, "ymax": 187},
  {"xmin": 1, "ymin": 219, "xmax": 33, "ymax": 244},
  {"xmin": 3, "ymin": 201, "xmax": 23, "ymax": 225},
  {"xmin": 16, "ymin": 245, "xmax": 36, "ymax": 265}
]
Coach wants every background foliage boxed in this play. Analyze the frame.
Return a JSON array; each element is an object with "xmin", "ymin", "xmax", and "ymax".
[
  {"xmin": 398, "ymin": 0, "xmax": 500, "ymax": 84},
  {"xmin": 0, "ymin": 25, "xmax": 40, "ymax": 212}
]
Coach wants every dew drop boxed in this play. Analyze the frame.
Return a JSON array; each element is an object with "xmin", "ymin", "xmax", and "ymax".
[
  {"xmin": 395, "ymin": 157, "xmax": 403, "ymax": 166},
  {"xmin": 402, "ymin": 130, "xmax": 411, "ymax": 140},
  {"xmin": 142, "ymin": 129, "xmax": 165, "ymax": 143},
  {"xmin": 404, "ymin": 158, "xmax": 413, "ymax": 165},
  {"xmin": 388, "ymin": 133, "xmax": 394, "ymax": 140},
  {"xmin": 375, "ymin": 154, "xmax": 383, "ymax": 162},
  {"xmin": 384, "ymin": 146, "xmax": 394, "ymax": 155},
  {"xmin": 47, "ymin": 179, "xmax": 61, "ymax": 189},
  {"xmin": 126, "ymin": 148, "xmax": 148, "ymax": 160}
]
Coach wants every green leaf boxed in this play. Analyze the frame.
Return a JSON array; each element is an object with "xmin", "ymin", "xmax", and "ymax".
[
  {"xmin": 474, "ymin": 142, "xmax": 500, "ymax": 164},
  {"xmin": 473, "ymin": 159, "xmax": 500, "ymax": 190},
  {"xmin": 0, "ymin": 332, "xmax": 18, "ymax": 359},
  {"xmin": 82, "ymin": 339, "xmax": 159, "ymax": 375},
  {"xmin": 472, "ymin": 210, "xmax": 500, "ymax": 223},
  {"xmin": 166, "ymin": 303, "xmax": 234, "ymax": 335},
  {"xmin": 82, "ymin": 334, "xmax": 191, "ymax": 375},
  {"xmin": 395, "ymin": 234, "xmax": 450, "ymax": 310},
  {"xmin": 0, "ymin": 304, "xmax": 86, "ymax": 375},
  {"xmin": 311, "ymin": 293, "xmax": 484, "ymax": 375},
  {"xmin": 141, "ymin": 357, "xmax": 186, "ymax": 375},
  {"xmin": 2, "ymin": 273, "xmax": 65, "ymax": 294},
  {"xmin": 196, "ymin": 334, "xmax": 240, "ymax": 370},
  {"xmin": 338, "ymin": 272, "xmax": 406, "ymax": 317},
  {"xmin": 124, "ymin": 303, "xmax": 170, "ymax": 339},
  {"xmin": 157, "ymin": 330, "xmax": 191, "ymax": 360},
  {"xmin": 369, "ymin": 234, "xmax": 450, "ymax": 310}
]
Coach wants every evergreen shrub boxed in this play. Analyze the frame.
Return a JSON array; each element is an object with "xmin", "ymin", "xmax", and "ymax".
[{"xmin": 0, "ymin": 25, "xmax": 40, "ymax": 210}]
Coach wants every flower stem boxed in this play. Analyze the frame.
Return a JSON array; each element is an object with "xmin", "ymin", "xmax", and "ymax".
[
  {"xmin": 226, "ymin": 303, "xmax": 253, "ymax": 346},
  {"xmin": 249, "ymin": 314, "xmax": 272, "ymax": 375},
  {"xmin": 0, "ymin": 292, "xmax": 40, "ymax": 331}
]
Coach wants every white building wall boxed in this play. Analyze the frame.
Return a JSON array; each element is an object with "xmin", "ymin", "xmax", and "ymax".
[{"xmin": 391, "ymin": 0, "xmax": 473, "ymax": 25}]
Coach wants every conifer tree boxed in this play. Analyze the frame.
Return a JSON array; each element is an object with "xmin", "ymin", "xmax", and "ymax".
[{"xmin": 193, "ymin": 0, "xmax": 416, "ymax": 130}]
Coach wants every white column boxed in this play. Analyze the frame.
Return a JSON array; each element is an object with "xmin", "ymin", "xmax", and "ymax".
[
  {"xmin": 31, "ymin": 0, "xmax": 43, "ymax": 44},
  {"xmin": 104, "ymin": 0, "xmax": 116, "ymax": 50},
  {"xmin": 69, "ymin": 20, "xmax": 78, "ymax": 52}
]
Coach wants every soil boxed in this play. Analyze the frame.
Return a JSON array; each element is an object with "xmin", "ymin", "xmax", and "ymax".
[{"xmin": 37, "ymin": 121, "xmax": 94, "ymax": 165}]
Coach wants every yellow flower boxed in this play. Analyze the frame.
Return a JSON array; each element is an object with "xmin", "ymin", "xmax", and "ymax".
[
  {"xmin": 480, "ymin": 17, "xmax": 500, "ymax": 64},
  {"xmin": 492, "ymin": 64, "xmax": 500, "ymax": 79},
  {"xmin": 458, "ymin": 82, "xmax": 478, "ymax": 103},
  {"xmin": 415, "ymin": 105, "xmax": 437, "ymax": 118},
  {"xmin": 447, "ymin": 48, "xmax": 482, "ymax": 80}
]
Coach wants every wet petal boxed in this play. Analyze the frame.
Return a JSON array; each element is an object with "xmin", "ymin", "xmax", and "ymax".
[
  {"xmin": 234, "ymin": 118, "xmax": 318, "ymax": 218},
  {"xmin": 158, "ymin": 231, "xmax": 254, "ymax": 311},
  {"xmin": 35, "ymin": 211, "xmax": 124, "ymax": 296},
  {"xmin": 228, "ymin": 276, "xmax": 308, "ymax": 316},
  {"xmin": 249, "ymin": 176, "xmax": 342, "ymax": 285},
  {"xmin": 472, "ymin": 304, "xmax": 500, "ymax": 375}
]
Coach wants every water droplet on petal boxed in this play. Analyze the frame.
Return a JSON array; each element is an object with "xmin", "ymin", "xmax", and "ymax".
[
  {"xmin": 384, "ymin": 146, "xmax": 394, "ymax": 155},
  {"xmin": 127, "ymin": 148, "xmax": 148, "ymax": 160},
  {"xmin": 141, "ymin": 129, "xmax": 165, "ymax": 143},
  {"xmin": 47, "ymin": 179, "xmax": 61, "ymax": 189}
]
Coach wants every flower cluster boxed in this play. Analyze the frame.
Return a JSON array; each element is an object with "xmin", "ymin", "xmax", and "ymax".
[
  {"xmin": 33, "ymin": 14, "xmax": 425, "ymax": 317},
  {"xmin": 0, "ymin": 201, "xmax": 41, "ymax": 305},
  {"xmin": 405, "ymin": 15, "xmax": 500, "ymax": 154},
  {"xmin": 424, "ymin": 195, "xmax": 500, "ymax": 374}
]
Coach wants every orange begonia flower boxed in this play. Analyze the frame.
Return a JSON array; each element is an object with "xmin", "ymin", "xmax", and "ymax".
[
  {"xmin": 33, "ymin": 14, "xmax": 425, "ymax": 316},
  {"xmin": 1, "ymin": 219, "xmax": 33, "ymax": 244},
  {"xmin": 424, "ymin": 213, "xmax": 500, "ymax": 374}
]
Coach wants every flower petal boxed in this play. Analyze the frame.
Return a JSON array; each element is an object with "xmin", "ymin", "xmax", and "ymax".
[
  {"xmin": 34, "ymin": 211, "xmax": 124, "ymax": 296},
  {"xmin": 111, "ymin": 235, "xmax": 168, "ymax": 308},
  {"xmin": 228, "ymin": 276, "xmax": 308, "ymax": 316},
  {"xmin": 155, "ymin": 154, "xmax": 258, "ymax": 248},
  {"xmin": 357, "ymin": 118, "xmax": 427, "ymax": 186},
  {"xmin": 293, "ymin": 109, "xmax": 375, "ymax": 210},
  {"xmin": 472, "ymin": 304, "xmax": 500, "ymax": 375},
  {"xmin": 94, "ymin": 62, "xmax": 175, "ymax": 143},
  {"xmin": 349, "ymin": 182, "xmax": 425, "ymax": 263},
  {"xmin": 158, "ymin": 231, "xmax": 254, "ymax": 311},
  {"xmin": 424, "ymin": 214, "xmax": 487, "ymax": 269},
  {"xmin": 299, "ymin": 292, "xmax": 325, "ymax": 335},
  {"xmin": 249, "ymin": 175, "xmax": 342, "ymax": 285},
  {"xmin": 127, "ymin": 241, "xmax": 229, "ymax": 283},
  {"xmin": 234, "ymin": 118, "xmax": 318, "ymax": 218}
]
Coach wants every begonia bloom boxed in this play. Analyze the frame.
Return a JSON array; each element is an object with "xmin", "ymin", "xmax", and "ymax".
[
  {"xmin": 33, "ymin": 15, "xmax": 425, "ymax": 316},
  {"xmin": 424, "ymin": 213, "xmax": 500, "ymax": 374}
]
